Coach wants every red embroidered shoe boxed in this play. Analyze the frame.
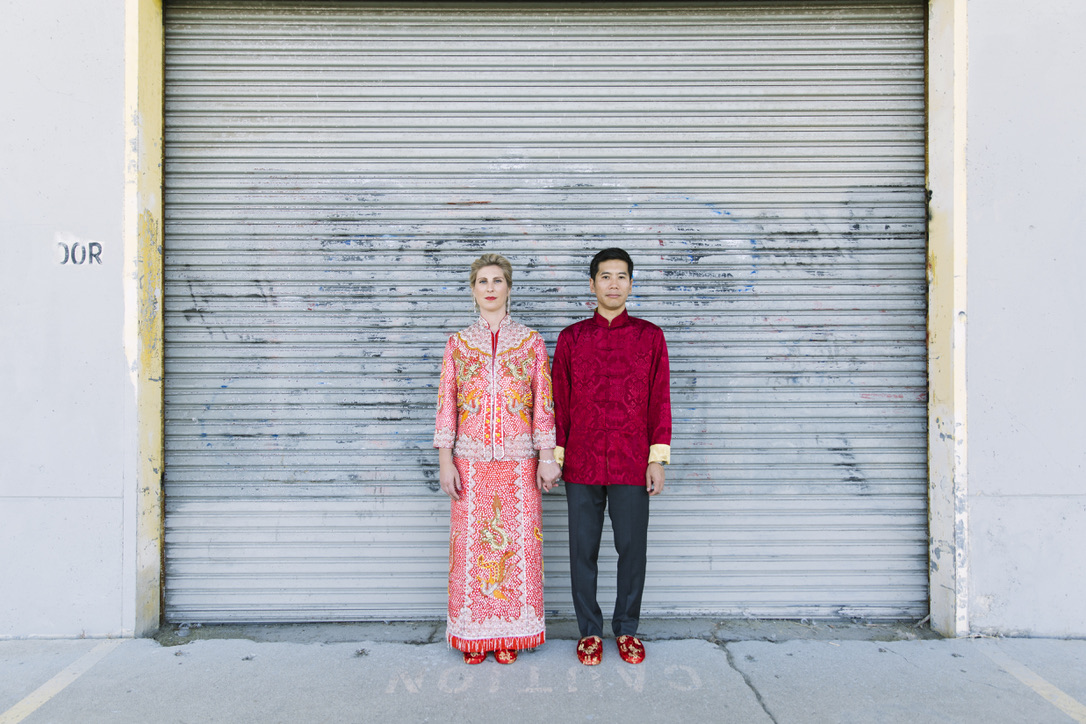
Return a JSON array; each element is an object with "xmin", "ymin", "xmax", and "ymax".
[
  {"xmin": 463, "ymin": 651, "xmax": 486, "ymax": 665},
  {"xmin": 494, "ymin": 649, "xmax": 518, "ymax": 665},
  {"xmin": 616, "ymin": 635, "xmax": 645, "ymax": 664},
  {"xmin": 577, "ymin": 635, "xmax": 603, "ymax": 666}
]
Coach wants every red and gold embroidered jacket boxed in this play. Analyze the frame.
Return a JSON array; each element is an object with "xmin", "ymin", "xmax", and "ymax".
[
  {"xmin": 434, "ymin": 315, "xmax": 556, "ymax": 460},
  {"xmin": 552, "ymin": 309, "xmax": 672, "ymax": 486}
]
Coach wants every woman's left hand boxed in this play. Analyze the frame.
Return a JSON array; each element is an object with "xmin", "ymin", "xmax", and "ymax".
[{"xmin": 536, "ymin": 458, "xmax": 562, "ymax": 492}]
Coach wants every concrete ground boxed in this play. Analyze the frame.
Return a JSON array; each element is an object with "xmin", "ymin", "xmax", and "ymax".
[{"xmin": 2, "ymin": 619, "xmax": 1085, "ymax": 723}]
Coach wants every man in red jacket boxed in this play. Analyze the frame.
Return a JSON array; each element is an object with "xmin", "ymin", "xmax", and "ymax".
[{"xmin": 552, "ymin": 248, "xmax": 672, "ymax": 666}]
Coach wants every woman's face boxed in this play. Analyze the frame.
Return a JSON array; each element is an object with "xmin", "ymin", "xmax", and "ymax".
[{"xmin": 472, "ymin": 265, "xmax": 510, "ymax": 316}]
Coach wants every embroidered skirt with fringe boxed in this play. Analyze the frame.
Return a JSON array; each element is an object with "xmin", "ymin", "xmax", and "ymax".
[{"xmin": 447, "ymin": 457, "xmax": 545, "ymax": 652}]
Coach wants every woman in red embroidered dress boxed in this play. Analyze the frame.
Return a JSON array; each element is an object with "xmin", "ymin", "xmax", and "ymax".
[{"xmin": 434, "ymin": 253, "xmax": 561, "ymax": 665}]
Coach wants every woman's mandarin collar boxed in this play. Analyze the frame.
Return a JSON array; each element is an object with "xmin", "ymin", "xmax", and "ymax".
[{"xmin": 476, "ymin": 313, "xmax": 511, "ymax": 332}]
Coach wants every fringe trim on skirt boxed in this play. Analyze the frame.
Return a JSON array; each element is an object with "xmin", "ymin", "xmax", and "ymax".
[{"xmin": 448, "ymin": 630, "xmax": 545, "ymax": 653}]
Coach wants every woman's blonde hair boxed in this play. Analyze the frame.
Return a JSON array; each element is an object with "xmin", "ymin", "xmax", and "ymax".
[{"xmin": 469, "ymin": 253, "xmax": 513, "ymax": 288}]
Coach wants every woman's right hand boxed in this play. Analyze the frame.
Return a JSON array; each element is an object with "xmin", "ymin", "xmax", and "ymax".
[{"xmin": 439, "ymin": 451, "xmax": 461, "ymax": 501}]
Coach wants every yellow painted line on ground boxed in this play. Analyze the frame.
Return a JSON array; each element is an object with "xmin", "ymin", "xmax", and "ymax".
[
  {"xmin": 0, "ymin": 640, "xmax": 124, "ymax": 724},
  {"xmin": 983, "ymin": 645, "xmax": 1086, "ymax": 723}
]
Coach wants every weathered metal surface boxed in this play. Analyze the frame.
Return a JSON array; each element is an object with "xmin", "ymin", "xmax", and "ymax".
[{"xmin": 163, "ymin": 1, "xmax": 928, "ymax": 622}]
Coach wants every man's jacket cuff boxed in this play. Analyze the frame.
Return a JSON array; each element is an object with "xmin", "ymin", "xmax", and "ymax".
[
  {"xmin": 554, "ymin": 446, "xmax": 565, "ymax": 466},
  {"xmin": 648, "ymin": 444, "xmax": 671, "ymax": 466}
]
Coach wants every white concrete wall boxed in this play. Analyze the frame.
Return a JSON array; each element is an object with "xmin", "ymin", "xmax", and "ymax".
[
  {"xmin": 967, "ymin": 2, "xmax": 1086, "ymax": 636},
  {"xmin": 0, "ymin": 2, "xmax": 129, "ymax": 637}
]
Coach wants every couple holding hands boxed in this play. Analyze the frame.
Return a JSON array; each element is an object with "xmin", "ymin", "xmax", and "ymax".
[{"xmin": 434, "ymin": 248, "xmax": 672, "ymax": 666}]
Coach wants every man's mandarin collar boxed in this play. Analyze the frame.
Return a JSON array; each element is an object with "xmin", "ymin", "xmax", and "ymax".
[{"xmin": 593, "ymin": 308, "xmax": 630, "ymax": 328}]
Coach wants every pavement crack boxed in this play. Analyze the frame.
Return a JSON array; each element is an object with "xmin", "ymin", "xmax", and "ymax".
[
  {"xmin": 878, "ymin": 645, "xmax": 923, "ymax": 671},
  {"xmin": 723, "ymin": 643, "xmax": 780, "ymax": 724}
]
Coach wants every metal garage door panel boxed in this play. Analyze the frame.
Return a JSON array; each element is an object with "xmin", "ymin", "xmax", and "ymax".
[{"xmin": 164, "ymin": 1, "xmax": 927, "ymax": 622}]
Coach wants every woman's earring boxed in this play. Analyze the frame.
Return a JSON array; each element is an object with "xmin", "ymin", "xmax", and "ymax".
[{"xmin": 473, "ymin": 299, "xmax": 479, "ymax": 314}]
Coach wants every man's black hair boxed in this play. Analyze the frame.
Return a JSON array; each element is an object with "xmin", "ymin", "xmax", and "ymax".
[{"xmin": 590, "ymin": 247, "xmax": 633, "ymax": 278}]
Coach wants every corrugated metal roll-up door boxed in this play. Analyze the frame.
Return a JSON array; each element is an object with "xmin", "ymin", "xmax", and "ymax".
[{"xmin": 164, "ymin": 1, "xmax": 928, "ymax": 622}]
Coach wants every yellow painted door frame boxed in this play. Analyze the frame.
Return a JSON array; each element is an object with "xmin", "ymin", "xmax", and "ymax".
[{"xmin": 123, "ymin": 0, "xmax": 164, "ymax": 637}]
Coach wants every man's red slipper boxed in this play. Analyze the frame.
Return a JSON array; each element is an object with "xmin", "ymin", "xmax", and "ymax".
[
  {"xmin": 616, "ymin": 635, "xmax": 645, "ymax": 664},
  {"xmin": 577, "ymin": 635, "xmax": 603, "ymax": 666}
]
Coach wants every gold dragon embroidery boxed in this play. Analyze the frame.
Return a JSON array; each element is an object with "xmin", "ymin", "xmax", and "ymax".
[
  {"xmin": 476, "ymin": 496, "xmax": 515, "ymax": 600},
  {"xmin": 535, "ymin": 526, "xmax": 544, "ymax": 573},
  {"xmin": 457, "ymin": 388, "xmax": 482, "ymax": 426},
  {"xmin": 480, "ymin": 496, "xmax": 509, "ymax": 551},
  {"xmin": 453, "ymin": 349, "xmax": 485, "ymax": 425},
  {"xmin": 454, "ymin": 349, "xmax": 483, "ymax": 387},
  {"xmin": 476, "ymin": 550, "xmax": 516, "ymax": 601},
  {"xmin": 504, "ymin": 388, "xmax": 533, "ymax": 425},
  {"xmin": 448, "ymin": 532, "xmax": 460, "ymax": 596},
  {"xmin": 503, "ymin": 356, "xmax": 532, "ymax": 382}
]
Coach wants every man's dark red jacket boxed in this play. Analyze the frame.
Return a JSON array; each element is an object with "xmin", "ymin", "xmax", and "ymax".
[{"xmin": 552, "ymin": 309, "xmax": 672, "ymax": 486}]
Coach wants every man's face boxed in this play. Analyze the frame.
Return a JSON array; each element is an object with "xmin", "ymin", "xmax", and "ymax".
[{"xmin": 590, "ymin": 259, "xmax": 632, "ymax": 313}]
